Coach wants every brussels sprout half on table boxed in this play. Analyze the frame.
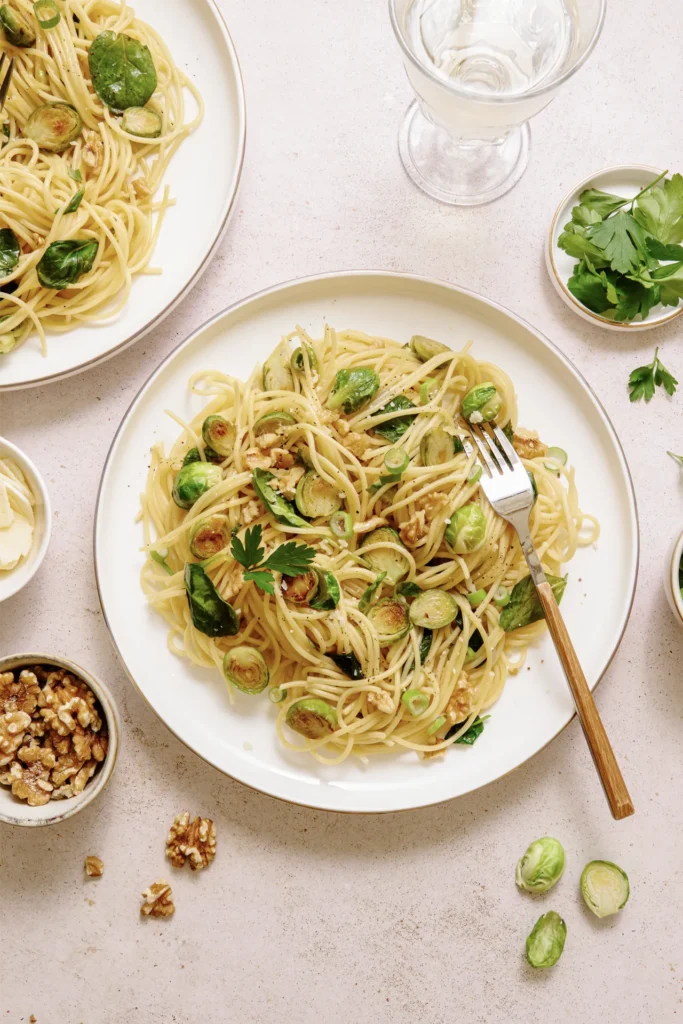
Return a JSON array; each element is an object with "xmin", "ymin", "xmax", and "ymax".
[
  {"xmin": 461, "ymin": 382, "xmax": 502, "ymax": 425},
  {"xmin": 516, "ymin": 837, "xmax": 566, "ymax": 894},
  {"xmin": 445, "ymin": 503, "xmax": 487, "ymax": 554},
  {"xmin": 580, "ymin": 860, "xmax": 630, "ymax": 918},
  {"xmin": 525, "ymin": 911, "xmax": 567, "ymax": 969}
]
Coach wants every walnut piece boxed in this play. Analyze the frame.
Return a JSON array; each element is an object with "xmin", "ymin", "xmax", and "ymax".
[
  {"xmin": 166, "ymin": 812, "xmax": 217, "ymax": 871},
  {"xmin": 399, "ymin": 510, "xmax": 428, "ymax": 547},
  {"xmin": 444, "ymin": 672, "xmax": 475, "ymax": 725},
  {"xmin": 6, "ymin": 760, "xmax": 53, "ymax": 806},
  {"xmin": 0, "ymin": 669, "xmax": 41, "ymax": 715},
  {"xmin": 84, "ymin": 855, "xmax": 104, "ymax": 878},
  {"xmin": 512, "ymin": 428, "xmax": 548, "ymax": 461},
  {"xmin": 275, "ymin": 464, "xmax": 304, "ymax": 498},
  {"xmin": 141, "ymin": 880, "xmax": 175, "ymax": 918},
  {"xmin": 0, "ymin": 711, "xmax": 31, "ymax": 765},
  {"xmin": 367, "ymin": 690, "xmax": 394, "ymax": 715}
]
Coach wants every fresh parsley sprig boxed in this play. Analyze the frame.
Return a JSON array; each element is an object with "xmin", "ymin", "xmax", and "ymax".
[
  {"xmin": 628, "ymin": 348, "xmax": 678, "ymax": 403},
  {"xmin": 230, "ymin": 524, "xmax": 316, "ymax": 595}
]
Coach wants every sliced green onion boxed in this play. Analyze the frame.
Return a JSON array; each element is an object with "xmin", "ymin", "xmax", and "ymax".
[
  {"xmin": 427, "ymin": 715, "xmax": 446, "ymax": 736},
  {"xmin": 544, "ymin": 446, "xmax": 567, "ymax": 472},
  {"xmin": 150, "ymin": 550, "xmax": 174, "ymax": 576},
  {"xmin": 465, "ymin": 646, "xmax": 478, "ymax": 661},
  {"xmin": 329, "ymin": 510, "xmax": 353, "ymax": 540},
  {"xmin": 467, "ymin": 588, "xmax": 486, "ymax": 607},
  {"xmin": 34, "ymin": 0, "xmax": 60, "ymax": 28},
  {"xmin": 401, "ymin": 689, "xmax": 429, "ymax": 717},
  {"xmin": 68, "ymin": 168, "xmax": 82, "ymax": 182},
  {"xmin": 419, "ymin": 378, "xmax": 436, "ymax": 405},
  {"xmin": 494, "ymin": 585, "xmax": 510, "ymax": 608},
  {"xmin": 467, "ymin": 464, "xmax": 482, "ymax": 484},
  {"xmin": 268, "ymin": 687, "xmax": 286, "ymax": 704},
  {"xmin": 384, "ymin": 447, "xmax": 409, "ymax": 475}
]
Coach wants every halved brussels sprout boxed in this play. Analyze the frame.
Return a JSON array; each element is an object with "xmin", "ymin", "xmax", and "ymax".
[
  {"xmin": 461, "ymin": 383, "xmax": 501, "ymax": 424},
  {"xmin": 360, "ymin": 526, "xmax": 410, "ymax": 585},
  {"xmin": 291, "ymin": 343, "xmax": 318, "ymax": 374},
  {"xmin": 516, "ymin": 837, "xmax": 566, "ymax": 894},
  {"xmin": 295, "ymin": 470, "xmax": 342, "ymax": 518},
  {"xmin": 580, "ymin": 860, "xmax": 629, "ymax": 918},
  {"xmin": 222, "ymin": 646, "xmax": 269, "ymax": 694},
  {"xmin": 262, "ymin": 341, "xmax": 294, "ymax": 392},
  {"xmin": 254, "ymin": 410, "xmax": 296, "ymax": 436},
  {"xmin": 202, "ymin": 414, "xmax": 235, "ymax": 458},
  {"xmin": 25, "ymin": 103, "xmax": 83, "ymax": 152},
  {"xmin": 367, "ymin": 598, "xmax": 410, "ymax": 645},
  {"xmin": 121, "ymin": 106, "xmax": 162, "ymax": 138},
  {"xmin": 286, "ymin": 697, "xmax": 338, "ymax": 738},
  {"xmin": 310, "ymin": 568, "xmax": 340, "ymax": 611},
  {"xmin": 189, "ymin": 514, "xmax": 230, "ymax": 559},
  {"xmin": 328, "ymin": 367, "xmax": 379, "ymax": 414},
  {"xmin": 0, "ymin": 5, "xmax": 36, "ymax": 46},
  {"xmin": 409, "ymin": 589, "xmax": 459, "ymax": 629},
  {"xmin": 444, "ymin": 503, "xmax": 487, "ymax": 554},
  {"xmin": 526, "ymin": 911, "xmax": 566, "ymax": 969},
  {"xmin": 420, "ymin": 426, "xmax": 458, "ymax": 467},
  {"xmin": 410, "ymin": 334, "xmax": 449, "ymax": 363},
  {"xmin": 281, "ymin": 569, "xmax": 318, "ymax": 604},
  {"xmin": 172, "ymin": 461, "xmax": 222, "ymax": 509}
]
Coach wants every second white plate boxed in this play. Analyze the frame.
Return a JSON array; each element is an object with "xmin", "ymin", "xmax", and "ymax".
[{"xmin": 95, "ymin": 272, "xmax": 639, "ymax": 813}]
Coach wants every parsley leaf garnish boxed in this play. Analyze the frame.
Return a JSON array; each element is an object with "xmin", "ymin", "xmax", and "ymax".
[
  {"xmin": 628, "ymin": 348, "xmax": 678, "ymax": 403},
  {"xmin": 667, "ymin": 451, "xmax": 683, "ymax": 466},
  {"xmin": 230, "ymin": 525, "xmax": 316, "ymax": 594}
]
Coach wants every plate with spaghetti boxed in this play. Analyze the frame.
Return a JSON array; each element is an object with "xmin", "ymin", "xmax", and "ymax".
[
  {"xmin": 95, "ymin": 272, "xmax": 638, "ymax": 813},
  {"xmin": 0, "ymin": 0, "xmax": 245, "ymax": 390}
]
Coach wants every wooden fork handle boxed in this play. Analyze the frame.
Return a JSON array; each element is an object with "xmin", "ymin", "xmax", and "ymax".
[{"xmin": 536, "ymin": 581, "xmax": 634, "ymax": 820}]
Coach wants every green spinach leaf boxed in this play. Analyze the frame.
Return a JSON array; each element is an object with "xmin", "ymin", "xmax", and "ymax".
[
  {"xmin": 499, "ymin": 574, "xmax": 567, "ymax": 632},
  {"xmin": 328, "ymin": 651, "xmax": 364, "ymax": 680},
  {"xmin": 252, "ymin": 467, "xmax": 308, "ymax": 529},
  {"xmin": 37, "ymin": 239, "xmax": 98, "ymax": 289},
  {"xmin": 64, "ymin": 188, "xmax": 84, "ymax": 214},
  {"xmin": 372, "ymin": 395, "xmax": 417, "ymax": 442},
  {"xmin": 184, "ymin": 563, "xmax": 240, "ymax": 637},
  {"xmin": 359, "ymin": 571, "xmax": 387, "ymax": 614},
  {"xmin": 0, "ymin": 228, "xmax": 20, "ymax": 275},
  {"xmin": 445, "ymin": 714, "xmax": 489, "ymax": 744},
  {"xmin": 88, "ymin": 30, "xmax": 158, "ymax": 111}
]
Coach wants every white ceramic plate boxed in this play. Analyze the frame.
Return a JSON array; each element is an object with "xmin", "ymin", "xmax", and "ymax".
[
  {"xmin": 546, "ymin": 164, "xmax": 683, "ymax": 333},
  {"xmin": 0, "ymin": 0, "xmax": 245, "ymax": 391},
  {"xmin": 95, "ymin": 272, "xmax": 639, "ymax": 813}
]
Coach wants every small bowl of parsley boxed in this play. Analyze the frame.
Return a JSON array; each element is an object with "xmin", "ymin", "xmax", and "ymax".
[{"xmin": 546, "ymin": 165, "xmax": 683, "ymax": 331}]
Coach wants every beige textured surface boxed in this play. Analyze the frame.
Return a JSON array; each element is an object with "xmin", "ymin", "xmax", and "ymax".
[{"xmin": 2, "ymin": 0, "xmax": 683, "ymax": 1020}]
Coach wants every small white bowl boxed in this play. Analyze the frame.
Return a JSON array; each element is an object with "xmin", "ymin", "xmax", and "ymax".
[
  {"xmin": 665, "ymin": 530, "xmax": 683, "ymax": 625},
  {"xmin": 546, "ymin": 164, "xmax": 683, "ymax": 333},
  {"xmin": 0, "ymin": 436, "xmax": 52, "ymax": 603},
  {"xmin": 0, "ymin": 653, "xmax": 120, "ymax": 827}
]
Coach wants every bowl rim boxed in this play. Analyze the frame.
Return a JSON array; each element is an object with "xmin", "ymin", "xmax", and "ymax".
[
  {"xmin": 0, "ymin": 436, "xmax": 53, "ymax": 603},
  {"xmin": 669, "ymin": 532, "xmax": 683, "ymax": 624},
  {"xmin": 546, "ymin": 163, "xmax": 683, "ymax": 331},
  {"xmin": 0, "ymin": 652, "xmax": 120, "ymax": 827}
]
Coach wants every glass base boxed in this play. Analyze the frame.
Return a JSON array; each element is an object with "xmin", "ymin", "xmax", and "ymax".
[{"xmin": 398, "ymin": 101, "xmax": 531, "ymax": 206}]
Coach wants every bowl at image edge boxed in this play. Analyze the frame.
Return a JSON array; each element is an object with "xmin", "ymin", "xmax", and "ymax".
[
  {"xmin": 0, "ymin": 436, "xmax": 52, "ymax": 603},
  {"xmin": 0, "ymin": 653, "xmax": 120, "ymax": 827},
  {"xmin": 665, "ymin": 530, "xmax": 683, "ymax": 626}
]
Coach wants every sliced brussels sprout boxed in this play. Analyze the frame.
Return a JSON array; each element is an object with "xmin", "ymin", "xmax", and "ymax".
[
  {"xmin": 409, "ymin": 589, "xmax": 459, "ymax": 629},
  {"xmin": 420, "ymin": 425, "xmax": 459, "ymax": 467},
  {"xmin": 189, "ymin": 514, "xmax": 230, "ymax": 559},
  {"xmin": 360, "ymin": 526, "xmax": 410, "ymax": 585},
  {"xmin": 0, "ymin": 5, "xmax": 36, "ymax": 46},
  {"xmin": 286, "ymin": 698, "xmax": 338, "ymax": 738},
  {"xmin": 222, "ymin": 646, "xmax": 269, "ymax": 694},
  {"xmin": 516, "ymin": 838, "xmax": 566, "ymax": 894},
  {"xmin": 525, "ymin": 911, "xmax": 567, "ymax": 969},
  {"xmin": 580, "ymin": 860, "xmax": 630, "ymax": 918},
  {"xmin": 410, "ymin": 334, "xmax": 449, "ymax": 363},
  {"xmin": 371, "ymin": 395, "xmax": 417, "ymax": 442},
  {"xmin": 252, "ymin": 467, "xmax": 308, "ymax": 528},
  {"xmin": 202, "ymin": 414, "xmax": 235, "ymax": 458},
  {"xmin": 172, "ymin": 461, "xmax": 222, "ymax": 509},
  {"xmin": 310, "ymin": 569, "xmax": 340, "ymax": 611},
  {"xmin": 281, "ymin": 569, "xmax": 318, "ymax": 604},
  {"xmin": 262, "ymin": 341, "xmax": 294, "ymax": 392},
  {"xmin": 183, "ymin": 445, "xmax": 223, "ymax": 466},
  {"xmin": 25, "ymin": 102, "xmax": 83, "ymax": 152},
  {"xmin": 328, "ymin": 651, "xmax": 364, "ymax": 679},
  {"xmin": 295, "ymin": 470, "xmax": 342, "ymax": 518},
  {"xmin": 184, "ymin": 563, "xmax": 239, "ymax": 637},
  {"xmin": 367, "ymin": 597, "xmax": 410, "ymax": 645},
  {"xmin": 327, "ymin": 367, "xmax": 380, "ymax": 414},
  {"xmin": 444, "ymin": 503, "xmax": 487, "ymax": 554},
  {"xmin": 461, "ymin": 382, "xmax": 502, "ymax": 424},
  {"xmin": 254, "ymin": 410, "xmax": 296, "ymax": 436},
  {"xmin": 291, "ymin": 343, "xmax": 318, "ymax": 374},
  {"xmin": 121, "ymin": 106, "xmax": 162, "ymax": 138},
  {"xmin": 499, "ymin": 574, "xmax": 567, "ymax": 632}
]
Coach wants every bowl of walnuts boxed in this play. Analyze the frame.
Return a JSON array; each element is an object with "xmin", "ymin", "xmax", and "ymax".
[{"xmin": 0, "ymin": 653, "xmax": 119, "ymax": 827}]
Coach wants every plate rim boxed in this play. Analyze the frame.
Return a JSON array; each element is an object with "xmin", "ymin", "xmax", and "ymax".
[
  {"xmin": 0, "ymin": 0, "xmax": 247, "ymax": 393},
  {"xmin": 93, "ymin": 269, "xmax": 640, "ymax": 814}
]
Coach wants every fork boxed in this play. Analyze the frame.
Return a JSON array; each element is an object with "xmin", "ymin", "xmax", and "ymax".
[
  {"xmin": 465, "ymin": 422, "xmax": 634, "ymax": 820},
  {"xmin": 0, "ymin": 51, "xmax": 15, "ymax": 111}
]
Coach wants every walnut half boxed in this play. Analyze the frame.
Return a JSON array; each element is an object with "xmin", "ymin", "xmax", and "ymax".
[
  {"xmin": 141, "ymin": 880, "xmax": 175, "ymax": 918},
  {"xmin": 166, "ymin": 811, "xmax": 217, "ymax": 871},
  {"xmin": 84, "ymin": 855, "xmax": 104, "ymax": 878}
]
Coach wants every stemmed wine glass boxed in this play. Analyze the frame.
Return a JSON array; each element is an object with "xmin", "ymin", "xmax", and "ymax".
[{"xmin": 389, "ymin": 0, "xmax": 606, "ymax": 206}]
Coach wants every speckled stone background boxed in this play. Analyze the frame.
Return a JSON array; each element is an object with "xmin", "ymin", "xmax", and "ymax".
[{"xmin": 2, "ymin": 1, "xmax": 683, "ymax": 1021}]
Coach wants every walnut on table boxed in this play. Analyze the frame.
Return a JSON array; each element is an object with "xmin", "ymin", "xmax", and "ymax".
[
  {"xmin": 166, "ymin": 811, "xmax": 217, "ymax": 871},
  {"xmin": 84, "ymin": 855, "xmax": 104, "ymax": 878},
  {"xmin": 141, "ymin": 880, "xmax": 175, "ymax": 918}
]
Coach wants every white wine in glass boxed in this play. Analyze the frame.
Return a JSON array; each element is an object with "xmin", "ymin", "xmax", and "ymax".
[{"xmin": 389, "ymin": 0, "xmax": 606, "ymax": 206}]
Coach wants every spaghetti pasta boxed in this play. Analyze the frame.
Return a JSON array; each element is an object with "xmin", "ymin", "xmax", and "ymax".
[
  {"xmin": 140, "ymin": 327, "xmax": 599, "ymax": 765},
  {"xmin": 0, "ymin": 0, "xmax": 203, "ymax": 356}
]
